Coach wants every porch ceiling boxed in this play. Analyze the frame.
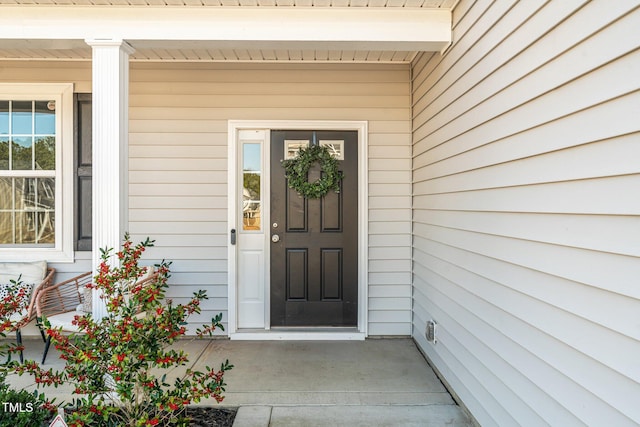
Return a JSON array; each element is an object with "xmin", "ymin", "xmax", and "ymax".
[{"xmin": 0, "ymin": 1, "xmax": 453, "ymax": 63}]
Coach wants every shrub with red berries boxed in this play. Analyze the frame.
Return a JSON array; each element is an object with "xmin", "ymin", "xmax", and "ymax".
[
  {"xmin": 0, "ymin": 279, "xmax": 58, "ymax": 424},
  {"xmin": 14, "ymin": 234, "xmax": 232, "ymax": 427}
]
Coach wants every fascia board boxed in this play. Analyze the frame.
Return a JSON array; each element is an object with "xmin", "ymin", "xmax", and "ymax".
[{"xmin": 0, "ymin": 6, "xmax": 451, "ymax": 52}]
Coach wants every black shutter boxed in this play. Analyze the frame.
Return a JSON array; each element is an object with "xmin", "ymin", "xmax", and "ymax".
[{"xmin": 74, "ymin": 93, "xmax": 92, "ymax": 251}]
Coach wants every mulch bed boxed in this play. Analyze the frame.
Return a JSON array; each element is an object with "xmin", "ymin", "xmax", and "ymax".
[
  {"xmin": 57, "ymin": 407, "xmax": 237, "ymax": 426},
  {"xmin": 184, "ymin": 407, "xmax": 237, "ymax": 427}
]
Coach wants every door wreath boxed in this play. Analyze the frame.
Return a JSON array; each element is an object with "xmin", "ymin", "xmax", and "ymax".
[{"xmin": 281, "ymin": 144, "xmax": 344, "ymax": 199}]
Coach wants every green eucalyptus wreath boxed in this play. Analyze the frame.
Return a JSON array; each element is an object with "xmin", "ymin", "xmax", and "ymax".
[{"xmin": 281, "ymin": 144, "xmax": 344, "ymax": 199}]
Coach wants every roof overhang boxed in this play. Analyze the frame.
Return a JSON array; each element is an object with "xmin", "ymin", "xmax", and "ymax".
[{"xmin": 0, "ymin": 6, "xmax": 451, "ymax": 62}]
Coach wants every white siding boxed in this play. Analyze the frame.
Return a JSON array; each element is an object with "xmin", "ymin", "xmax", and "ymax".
[
  {"xmin": 411, "ymin": 1, "xmax": 640, "ymax": 426},
  {"xmin": 128, "ymin": 62, "xmax": 413, "ymax": 335}
]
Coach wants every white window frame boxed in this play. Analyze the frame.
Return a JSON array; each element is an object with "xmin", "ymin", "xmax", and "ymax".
[{"xmin": 0, "ymin": 83, "xmax": 74, "ymax": 262}]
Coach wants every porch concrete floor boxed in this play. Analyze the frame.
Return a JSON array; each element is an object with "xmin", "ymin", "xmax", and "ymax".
[{"xmin": 8, "ymin": 337, "xmax": 472, "ymax": 426}]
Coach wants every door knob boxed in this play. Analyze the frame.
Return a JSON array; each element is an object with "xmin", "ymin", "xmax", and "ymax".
[{"xmin": 271, "ymin": 234, "xmax": 280, "ymax": 243}]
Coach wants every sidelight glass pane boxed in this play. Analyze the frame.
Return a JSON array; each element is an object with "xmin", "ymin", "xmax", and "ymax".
[
  {"xmin": 243, "ymin": 143, "xmax": 261, "ymax": 172},
  {"xmin": 35, "ymin": 101, "xmax": 55, "ymax": 135},
  {"xmin": 242, "ymin": 143, "xmax": 261, "ymax": 231},
  {"xmin": 11, "ymin": 101, "xmax": 32, "ymax": 135},
  {"xmin": 243, "ymin": 172, "xmax": 261, "ymax": 230},
  {"xmin": 0, "ymin": 101, "xmax": 8, "ymax": 135},
  {"xmin": 0, "ymin": 137, "xmax": 8, "ymax": 170},
  {"xmin": 12, "ymin": 137, "xmax": 33, "ymax": 170},
  {"xmin": 243, "ymin": 172, "xmax": 260, "ymax": 199}
]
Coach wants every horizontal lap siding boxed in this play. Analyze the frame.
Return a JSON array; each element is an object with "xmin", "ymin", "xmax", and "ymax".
[
  {"xmin": 411, "ymin": 1, "xmax": 640, "ymax": 426},
  {"xmin": 129, "ymin": 62, "xmax": 412, "ymax": 335}
]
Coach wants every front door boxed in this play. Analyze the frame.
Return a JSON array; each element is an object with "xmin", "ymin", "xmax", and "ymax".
[{"xmin": 270, "ymin": 130, "xmax": 358, "ymax": 327}]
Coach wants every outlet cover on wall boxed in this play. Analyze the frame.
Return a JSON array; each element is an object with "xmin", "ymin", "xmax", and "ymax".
[{"xmin": 426, "ymin": 320, "xmax": 437, "ymax": 344}]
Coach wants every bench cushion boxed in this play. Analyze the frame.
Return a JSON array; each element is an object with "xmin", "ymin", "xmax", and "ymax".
[{"xmin": 0, "ymin": 260, "xmax": 47, "ymax": 285}]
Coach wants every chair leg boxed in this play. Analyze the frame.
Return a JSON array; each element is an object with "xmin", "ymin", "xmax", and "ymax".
[
  {"xmin": 16, "ymin": 329, "xmax": 23, "ymax": 364},
  {"xmin": 42, "ymin": 336, "xmax": 51, "ymax": 365},
  {"xmin": 37, "ymin": 319, "xmax": 46, "ymax": 342}
]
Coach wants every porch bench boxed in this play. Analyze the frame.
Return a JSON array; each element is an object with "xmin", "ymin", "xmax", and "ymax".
[{"xmin": 0, "ymin": 260, "xmax": 56, "ymax": 362}]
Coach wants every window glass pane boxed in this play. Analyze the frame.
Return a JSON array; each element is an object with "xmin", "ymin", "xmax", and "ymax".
[
  {"xmin": 15, "ymin": 211, "xmax": 36, "ymax": 244},
  {"xmin": 284, "ymin": 140, "xmax": 309, "ymax": 160},
  {"xmin": 37, "ymin": 211, "xmax": 55, "ymax": 244},
  {"xmin": 12, "ymin": 137, "xmax": 33, "ymax": 170},
  {"xmin": 0, "ymin": 137, "xmax": 8, "ymax": 170},
  {"xmin": 14, "ymin": 178, "xmax": 35, "ymax": 210},
  {"xmin": 0, "ymin": 177, "xmax": 11, "ymax": 210},
  {"xmin": 0, "ymin": 101, "xmax": 8, "ymax": 135},
  {"xmin": 11, "ymin": 101, "xmax": 32, "ymax": 135},
  {"xmin": 37, "ymin": 178, "xmax": 55, "ymax": 210},
  {"xmin": 35, "ymin": 101, "xmax": 56, "ymax": 135},
  {"xmin": 35, "ymin": 136, "xmax": 55, "ymax": 170},
  {"xmin": 0, "ymin": 212, "xmax": 12, "ymax": 244},
  {"xmin": 319, "ymin": 140, "xmax": 344, "ymax": 160},
  {"xmin": 0, "ymin": 178, "xmax": 55, "ymax": 246}
]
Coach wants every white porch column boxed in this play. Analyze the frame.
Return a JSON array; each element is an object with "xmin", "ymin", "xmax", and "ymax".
[{"xmin": 86, "ymin": 39, "xmax": 134, "ymax": 319}]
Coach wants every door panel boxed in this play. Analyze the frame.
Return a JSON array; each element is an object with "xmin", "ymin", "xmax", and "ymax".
[{"xmin": 270, "ymin": 130, "xmax": 358, "ymax": 327}]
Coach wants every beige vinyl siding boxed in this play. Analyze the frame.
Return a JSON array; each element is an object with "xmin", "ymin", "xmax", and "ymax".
[
  {"xmin": 0, "ymin": 61, "xmax": 92, "ymax": 92},
  {"xmin": 411, "ymin": 1, "xmax": 640, "ymax": 426},
  {"xmin": 0, "ymin": 60, "xmax": 412, "ymax": 335},
  {"xmin": 129, "ymin": 62, "xmax": 413, "ymax": 335}
]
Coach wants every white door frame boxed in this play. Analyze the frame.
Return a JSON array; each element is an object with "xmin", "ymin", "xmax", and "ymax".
[{"xmin": 227, "ymin": 120, "xmax": 368, "ymax": 340}]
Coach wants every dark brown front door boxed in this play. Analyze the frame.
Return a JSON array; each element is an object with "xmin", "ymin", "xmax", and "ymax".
[{"xmin": 270, "ymin": 130, "xmax": 358, "ymax": 327}]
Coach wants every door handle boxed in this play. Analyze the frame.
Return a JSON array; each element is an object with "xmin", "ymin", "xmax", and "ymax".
[{"xmin": 271, "ymin": 234, "xmax": 280, "ymax": 243}]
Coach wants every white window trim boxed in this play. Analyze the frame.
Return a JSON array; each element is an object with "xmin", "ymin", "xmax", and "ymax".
[{"xmin": 0, "ymin": 83, "xmax": 74, "ymax": 263}]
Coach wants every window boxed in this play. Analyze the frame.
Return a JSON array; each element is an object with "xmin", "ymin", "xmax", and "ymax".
[
  {"xmin": 0, "ymin": 84, "xmax": 74, "ymax": 262},
  {"xmin": 242, "ymin": 142, "xmax": 262, "ymax": 231}
]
